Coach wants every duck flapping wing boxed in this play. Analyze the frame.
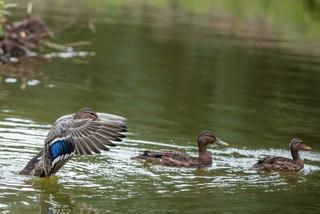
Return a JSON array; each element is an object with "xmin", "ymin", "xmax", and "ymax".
[{"xmin": 42, "ymin": 113, "xmax": 127, "ymax": 175}]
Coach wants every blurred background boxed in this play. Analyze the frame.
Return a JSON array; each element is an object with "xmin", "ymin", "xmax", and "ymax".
[{"xmin": 0, "ymin": 0, "xmax": 320, "ymax": 213}]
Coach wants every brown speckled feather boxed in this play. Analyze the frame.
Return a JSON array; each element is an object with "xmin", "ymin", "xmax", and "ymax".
[
  {"xmin": 252, "ymin": 156, "xmax": 302, "ymax": 171},
  {"xmin": 132, "ymin": 131, "xmax": 229, "ymax": 167},
  {"xmin": 135, "ymin": 150, "xmax": 202, "ymax": 167},
  {"xmin": 252, "ymin": 138, "xmax": 311, "ymax": 172}
]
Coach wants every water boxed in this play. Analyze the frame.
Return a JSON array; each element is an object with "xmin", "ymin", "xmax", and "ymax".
[{"xmin": 1, "ymin": 0, "xmax": 320, "ymax": 213}]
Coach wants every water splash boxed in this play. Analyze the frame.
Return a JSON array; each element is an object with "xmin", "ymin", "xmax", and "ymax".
[{"xmin": 0, "ymin": 115, "xmax": 319, "ymax": 212}]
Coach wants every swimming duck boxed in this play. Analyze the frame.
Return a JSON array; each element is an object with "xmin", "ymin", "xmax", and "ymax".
[
  {"xmin": 252, "ymin": 138, "xmax": 312, "ymax": 171},
  {"xmin": 132, "ymin": 131, "xmax": 229, "ymax": 167},
  {"xmin": 19, "ymin": 108, "xmax": 127, "ymax": 177}
]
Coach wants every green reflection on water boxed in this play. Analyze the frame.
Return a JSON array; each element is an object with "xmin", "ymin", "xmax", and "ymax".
[{"xmin": 1, "ymin": 0, "xmax": 320, "ymax": 213}]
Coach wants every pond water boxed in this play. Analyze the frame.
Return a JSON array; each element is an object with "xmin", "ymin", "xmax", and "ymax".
[{"xmin": 1, "ymin": 0, "xmax": 320, "ymax": 213}]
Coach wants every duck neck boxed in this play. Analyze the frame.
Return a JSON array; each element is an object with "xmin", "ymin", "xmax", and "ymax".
[
  {"xmin": 198, "ymin": 144, "xmax": 212, "ymax": 165},
  {"xmin": 291, "ymin": 149, "xmax": 301, "ymax": 161}
]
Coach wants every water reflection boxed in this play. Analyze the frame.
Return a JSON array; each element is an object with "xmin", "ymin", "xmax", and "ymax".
[
  {"xmin": 0, "ymin": 113, "xmax": 319, "ymax": 212},
  {"xmin": 1, "ymin": 0, "xmax": 320, "ymax": 213},
  {"xmin": 28, "ymin": 177, "xmax": 96, "ymax": 214},
  {"xmin": 0, "ymin": 60, "xmax": 49, "ymax": 90}
]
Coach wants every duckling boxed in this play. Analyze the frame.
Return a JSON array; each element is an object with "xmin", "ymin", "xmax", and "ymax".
[
  {"xmin": 132, "ymin": 131, "xmax": 229, "ymax": 167},
  {"xmin": 19, "ymin": 108, "xmax": 127, "ymax": 177},
  {"xmin": 252, "ymin": 138, "xmax": 312, "ymax": 171}
]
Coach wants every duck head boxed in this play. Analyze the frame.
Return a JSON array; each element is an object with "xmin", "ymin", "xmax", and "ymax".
[
  {"xmin": 197, "ymin": 131, "xmax": 229, "ymax": 147},
  {"xmin": 73, "ymin": 108, "xmax": 98, "ymax": 120},
  {"xmin": 289, "ymin": 138, "xmax": 312, "ymax": 152}
]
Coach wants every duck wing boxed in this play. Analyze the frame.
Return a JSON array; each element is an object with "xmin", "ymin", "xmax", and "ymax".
[
  {"xmin": 257, "ymin": 156, "xmax": 292, "ymax": 164},
  {"xmin": 133, "ymin": 150, "xmax": 199, "ymax": 167},
  {"xmin": 42, "ymin": 113, "xmax": 127, "ymax": 175},
  {"xmin": 138, "ymin": 150, "xmax": 191, "ymax": 159},
  {"xmin": 253, "ymin": 156, "xmax": 297, "ymax": 171}
]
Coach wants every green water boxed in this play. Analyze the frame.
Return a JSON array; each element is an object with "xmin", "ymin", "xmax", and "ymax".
[{"xmin": 1, "ymin": 0, "xmax": 320, "ymax": 213}]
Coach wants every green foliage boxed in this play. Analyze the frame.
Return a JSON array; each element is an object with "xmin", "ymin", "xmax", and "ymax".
[
  {"xmin": 0, "ymin": 0, "xmax": 4, "ymax": 35},
  {"xmin": 87, "ymin": 0, "xmax": 320, "ymax": 42}
]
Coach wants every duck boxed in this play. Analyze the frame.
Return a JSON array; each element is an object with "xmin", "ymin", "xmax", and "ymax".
[
  {"xmin": 19, "ymin": 108, "xmax": 127, "ymax": 177},
  {"xmin": 252, "ymin": 138, "xmax": 312, "ymax": 171},
  {"xmin": 132, "ymin": 131, "xmax": 229, "ymax": 167}
]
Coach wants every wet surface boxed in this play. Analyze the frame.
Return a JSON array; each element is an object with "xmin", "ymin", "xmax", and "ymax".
[{"xmin": 1, "ymin": 0, "xmax": 320, "ymax": 213}]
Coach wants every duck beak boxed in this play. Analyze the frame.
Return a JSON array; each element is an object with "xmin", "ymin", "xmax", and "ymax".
[
  {"xmin": 301, "ymin": 144, "xmax": 312, "ymax": 151},
  {"xmin": 216, "ymin": 138, "xmax": 229, "ymax": 147}
]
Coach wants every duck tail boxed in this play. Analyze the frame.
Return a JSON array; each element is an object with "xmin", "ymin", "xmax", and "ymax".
[
  {"xmin": 19, "ymin": 150, "xmax": 44, "ymax": 176},
  {"xmin": 131, "ymin": 151, "xmax": 149, "ymax": 160}
]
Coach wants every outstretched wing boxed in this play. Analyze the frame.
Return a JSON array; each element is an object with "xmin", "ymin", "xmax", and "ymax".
[{"xmin": 42, "ymin": 113, "xmax": 127, "ymax": 175}]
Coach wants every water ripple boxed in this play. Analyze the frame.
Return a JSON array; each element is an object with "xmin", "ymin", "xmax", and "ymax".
[{"xmin": 0, "ymin": 116, "xmax": 320, "ymax": 212}]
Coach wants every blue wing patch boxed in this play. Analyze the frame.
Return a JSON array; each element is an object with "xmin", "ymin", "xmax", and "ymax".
[{"xmin": 49, "ymin": 139, "xmax": 74, "ymax": 166}]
